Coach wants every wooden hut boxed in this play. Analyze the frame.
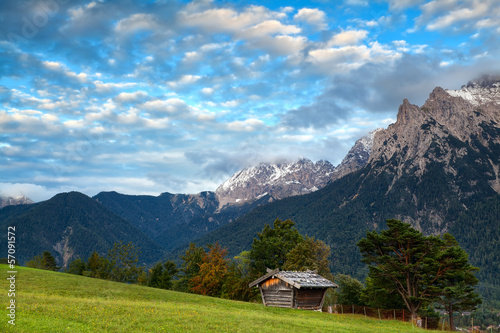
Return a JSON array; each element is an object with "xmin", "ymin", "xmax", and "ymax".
[{"xmin": 249, "ymin": 268, "xmax": 338, "ymax": 310}]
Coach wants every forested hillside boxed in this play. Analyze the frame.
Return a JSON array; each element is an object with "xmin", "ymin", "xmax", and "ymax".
[
  {"xmin": 0, "ymin": 192, "xmax": 164, "ymax": 267},
  {"xmin": 94, "ymin": 190, "xmax": 273, "ymax": 251}
]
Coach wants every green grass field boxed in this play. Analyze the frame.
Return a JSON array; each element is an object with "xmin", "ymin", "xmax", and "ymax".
[{"xmin": 1, "ymin": 264, "xmax": 432, "ymax": 332}]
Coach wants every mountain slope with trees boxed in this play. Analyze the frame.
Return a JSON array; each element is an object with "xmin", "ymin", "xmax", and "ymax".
[
  {"xmin": 93, "ymin": 190, "xmax": 273, "ymax": 251},
  {"xmin": 0, "ymin": 191, "xmax": 164, "ymax": 268}
]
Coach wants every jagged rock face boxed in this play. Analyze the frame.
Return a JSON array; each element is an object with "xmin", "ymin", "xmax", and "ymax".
[
  {"xmin": 368, "ymin": 77, "xmax": 500, "ymax": 231},
  {"xmin": 215, "ymin": 158, "xmax": 336, "ymax": 207},
  {"xmin": 0, "ymin": 196, "xmax": 33, "ymax": 208},
  {"xmin": 334, "ymin": 128, "xmax": 382, "ymax": 180}
]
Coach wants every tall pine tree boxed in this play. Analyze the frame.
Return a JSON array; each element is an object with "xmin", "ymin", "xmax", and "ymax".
[{"xmin": 358, "ymin": 219, "xmax": 480, "ymax": 322}]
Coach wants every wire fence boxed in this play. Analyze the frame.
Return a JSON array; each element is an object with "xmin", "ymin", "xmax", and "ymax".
[{"xmin": 327, "ymin": 304, "xmax": 440, "ymax": 330}]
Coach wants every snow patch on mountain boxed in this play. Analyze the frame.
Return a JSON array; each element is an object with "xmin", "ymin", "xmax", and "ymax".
[
  {"xmin": 446, "ymin": 75, "xmax": 500, "ymax": 107},
  {"xmin": 215, "ymin": 158, "xmax": 336, "ymax": 207}
]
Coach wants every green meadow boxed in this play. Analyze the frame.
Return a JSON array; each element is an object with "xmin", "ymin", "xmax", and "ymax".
[{"xmin": 1, "ymin": 264, "xmax": 432, "ymax": 332}]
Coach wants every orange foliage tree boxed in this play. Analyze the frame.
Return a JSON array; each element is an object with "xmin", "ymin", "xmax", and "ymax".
[{"xmin": 190, "ymin": 242, "xmax": 228, "ymax": 297}]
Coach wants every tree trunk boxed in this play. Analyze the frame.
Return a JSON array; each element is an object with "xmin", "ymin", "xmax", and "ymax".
[
  {"xmin": 410, "ymin": 309, "xmax": 418, "ymax": 324},
  {"xmin": 448, "ymin": 304, "xmax": 454, "ymax": 331}
]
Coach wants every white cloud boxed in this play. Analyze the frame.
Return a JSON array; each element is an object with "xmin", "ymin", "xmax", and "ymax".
[
  {"xmin": 427, "ymin": 2, "xmax": 489, "ymax": 30},
  {"xmin": 43, "ymin": 60, "xmax": 64, "ymax": 71},
  {"xmin": 67, "ymin": 1, "xmax": 98, "ymax": 25},
  {"xmin": 42, "ymin": 61, "xmax": 88, "ymax": 83},
  {"xmin": 0, "ymin": 182, "xmax": 57, "ymax": 202},
  {"xmin": 415, "ymin": 0, "xmax": 500, "ymax": 32},
  {"xmin": 221, "ymin": 100, "xmax": 240, "ymax": 107},
  {"xmin": 197, "ymin": 113, "xmax": 216, "ymax": 121},
  {"xmin": 252, "ymin": 35, "xmax": 308, "ymax": 56},
  {"xmin": 167, "ymin": 75, "xmax": 202, "ymax": 88},
  {"xmin": 226, "ymin": 118, "xmax": 265, "ymax": 132},
  {"xmin": 329, "ymin": 29, "xmax": 368, "ymax": 46},
  {"xmin": 183, "ymin": 51, "xmax": 200, "ymax": 62},
  {"xmin": 180, "ymin": 6, "xmax": 276, "ymax": 33},
  {"xmin": 141, "ymin": 98, "xmax": 192, "ymax": 115},
  {"xmin": 307, "ymin": 42, "xmax": 401, "ymax": 73},
  {"xmin": 114, "ymin": 91, "xmax": 149, "ymax": 103},
  {"xmin": 386, "ymin": 0, "xmax": 425, "ymax": 11},
  {"xmin": 200, "ymin": 43, "xmax": 228, "ymax": 52},
  {"xmin": 294, "ymin": 8, "xmax": 328, "ymax": 30},
  {"xmin": 94, "ymin": 81, "xmax": 138, "ymax": 93},
  {"xmin": 240, "ymin": 20, "xmax": 301, "ymax": 38},
  {"xmin": 201, "ymin": 87, "xmax": 215, "ymax": 95},
  {"xmin": 115, "ymin": 13, "xmax": 161, "ymax": 34}
]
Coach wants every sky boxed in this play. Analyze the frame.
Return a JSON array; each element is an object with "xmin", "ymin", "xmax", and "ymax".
[{"xmin": 1, "ymin": 0, "xmax": 499, "ymax": 202}]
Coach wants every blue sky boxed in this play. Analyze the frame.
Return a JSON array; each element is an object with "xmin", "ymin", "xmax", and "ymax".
[{"xmin": 1, "ymin": 0, "xmax": 499, "ymax": 201}]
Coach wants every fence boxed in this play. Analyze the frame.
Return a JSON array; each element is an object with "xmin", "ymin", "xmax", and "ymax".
[{"xmin": 327, "ymin": 305, "xmax": 440, "ymax": 330}]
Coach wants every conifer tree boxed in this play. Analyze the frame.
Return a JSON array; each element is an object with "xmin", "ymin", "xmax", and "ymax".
[
  {"xmin": 249, "ymin": 218, "xmax": 304, "ymax": 276},
  {"xmin": 26, "ymin": 251, "xmax": 60, "ymax": 271},
  {"xmin": 358, "ymin": 219, "xmax": 480, "ymax": 322},
  {"xmin": 107, "ymin": 241, "xmax": 143, "ymax": 283},
  {"xmin": 87, "ymin": 251, "xmax": 111, "ymax": 279},
  {"xmin": 434, "ymin": 234, "xmax": 482, "ymax": 331},
  {"xmin": 148, "ymin": 260, "xmax": 178, "ymax": 290},
  {"xmin": 178, "ymin": 242, "xmax": 205, "ymax": 292}
]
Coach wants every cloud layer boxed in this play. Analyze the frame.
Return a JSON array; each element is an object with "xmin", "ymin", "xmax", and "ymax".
[{"xmin": 1, "ymin": 0, "xmax": 499, "ymax": 201}]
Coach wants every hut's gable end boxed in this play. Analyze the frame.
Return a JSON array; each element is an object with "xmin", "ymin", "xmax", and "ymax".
[
  {"xmin": 262, "ymin": 278, "xmax": 290, "ymax": 290},
  {"xmin": 261, "ymin": 278, "xmax": 293, "ymax": 308}
]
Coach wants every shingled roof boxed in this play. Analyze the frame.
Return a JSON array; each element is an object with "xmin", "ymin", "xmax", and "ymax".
[{"xmin": 249, "ymin": 268, "xmax": 338, "ymax": 289}]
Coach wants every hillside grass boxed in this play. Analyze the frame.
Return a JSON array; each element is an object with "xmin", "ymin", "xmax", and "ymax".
[{"xmin": 2, "ymin": 264, "xmax": 431, "ymax": 332}]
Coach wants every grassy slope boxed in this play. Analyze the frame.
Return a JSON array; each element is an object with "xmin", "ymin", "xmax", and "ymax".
[{"xmin": 1, "ymin": 265, "xmax": 429, "ymax": 332}]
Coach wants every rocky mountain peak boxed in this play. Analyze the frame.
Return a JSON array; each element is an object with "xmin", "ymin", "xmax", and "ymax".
[
  {"xmin": 215, "ymin": 158, "xmax": 336, "ymax": 207},
  {"xmin": 0, "ymin": 195, "xmax": 33, "ymax": 208},
  {"xmin": 368, "ymin": 77, "xmax": 500, "ymax": 231},
  {"xmin": 334, "ymin": 128, "xmax": 382, "ymax": 179},
  {"xmin": 396, "ymin": 98, "xmax": 423, "ymax": 125}
]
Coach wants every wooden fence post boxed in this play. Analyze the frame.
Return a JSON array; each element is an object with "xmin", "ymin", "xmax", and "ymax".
[
  {"xmin": 393, "ymin": 309, "xmax": 396, "ymax": 320},
  {"xmin": 378, "ymin": 309, "xmax": 381, "ymax": 320}
]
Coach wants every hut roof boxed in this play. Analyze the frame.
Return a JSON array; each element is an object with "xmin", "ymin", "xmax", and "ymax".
[{"xmin": 249, "ymin": 268, "xmax": 338, "ymax": 289}]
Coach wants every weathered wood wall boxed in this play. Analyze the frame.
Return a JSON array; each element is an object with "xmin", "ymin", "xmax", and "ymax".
[{"xmin": 261, "ymin": 278, "xmax": 293, "ymax": 308}]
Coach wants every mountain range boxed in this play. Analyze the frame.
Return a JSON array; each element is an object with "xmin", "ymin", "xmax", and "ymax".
[
  {"xmin": 0, "ymin": 195, "xmax": 33, "ymax": 208},
  {"xmin": 0, "ymin": 127, "xmax": 381, "ymax": 268},
  {"xmin": 0, "ymin": 76, "xmax": 499, "ymax": 306}
]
